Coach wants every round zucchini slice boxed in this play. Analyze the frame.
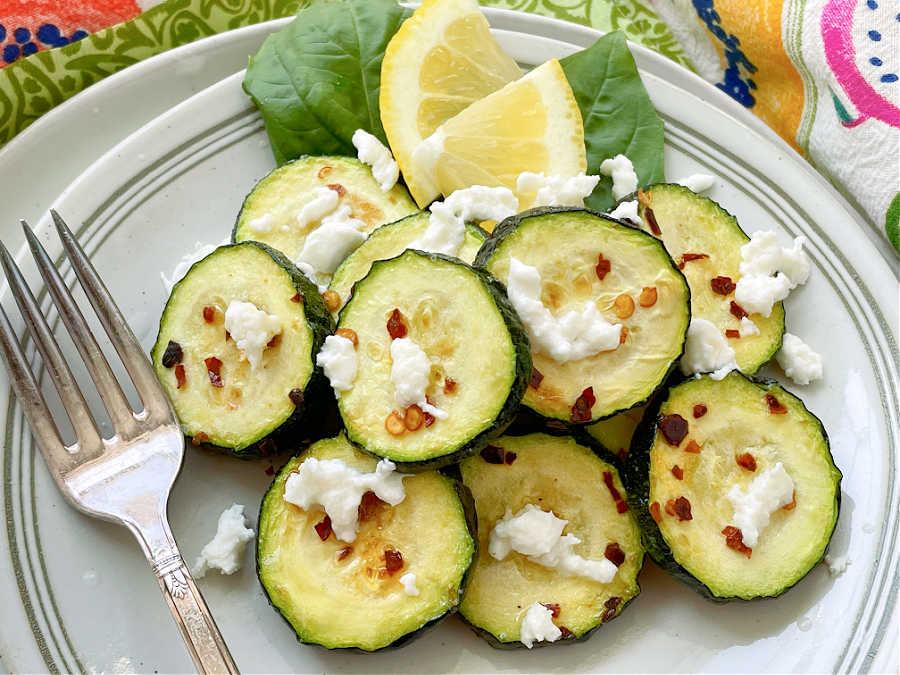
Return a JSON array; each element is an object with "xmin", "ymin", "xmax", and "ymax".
[
  {"xmin": 623, "ymin": 372, "xmax": 841, "ymax": 601},
  {"xmin": 328, "ymin": 212, "xmax": 486, "ymax": 317},
  {"xmin": 257, "ymin": 434, "xmax": 475, "ymax": 651},
  {"xmin": 233, "ymin": 156, "xmax": 418, "ymax": 261},
  {"xmin": 477, "ymin": 208, "xmax": 690, "ymax": 424},
  {"xmin": 336, "ymin": 249, "xmax": 530, "ymax": 469},
  {"xmin": 583, "ymin": 403, "xmax": 648, "ymax": 461},
  {"xmin": 151, "ymin": 242, "xmax": 332, "ymax": 455},
  {"xmin": 623, "ymin": 184, "xmax": 784, "ymax": 373},
  {"xmin": 459, "ymin": 433, "xmax": 643, "ymax": 648}
]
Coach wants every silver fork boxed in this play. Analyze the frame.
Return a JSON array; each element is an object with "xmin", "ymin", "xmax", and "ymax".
[{"xmin": 0, "ymin": 211, "xmax": 238, "ymax": 675}]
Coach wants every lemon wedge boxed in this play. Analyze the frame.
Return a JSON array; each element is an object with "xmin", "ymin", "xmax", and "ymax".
[
  {"xmin": 381, "ymin": 0, "xmax": 523, "ymax": 206},
  {"xmin": 411, "ymin": 58, "xmax": 587, "ymax": 205}
]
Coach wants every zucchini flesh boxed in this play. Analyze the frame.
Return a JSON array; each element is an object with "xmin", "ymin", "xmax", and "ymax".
[
  {"xmin": 624, "ymin": 372, "xmax": 840, "ymax": 600},
  {"xmin": 459, "ymin": 433, "xmax": 643, "ymax": 647},
  {"xmin": 585, "ymin": 403, "xmax": 647, "ymax": 459},
  {"xmin": 151, "ymin": 242, "xmax": 331, "ymax": 454},
  {"xmin": 233, "ymin": 156, "xmax": 418, "ymax": 261},
  {"xmin": 477, "ymin": 208, "xmax": 690, "ymax": 423},
  {"xmin": 337, "ymin": 250, "xmax": 530, "ymax": 468},
  {"xmin": 625, "ymin": 184, "xmax": 784, "ymax": 373},
  {"xmin": 257, "ymin": 435, "xmax": 475, "ymax": 651},
  {"xmin": 328, "ymin": 212, "xmax": 486, "ymax": 317}
]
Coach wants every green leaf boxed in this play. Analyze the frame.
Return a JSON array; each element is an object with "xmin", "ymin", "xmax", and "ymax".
[
  {"xmin": 243, "ymin": 0, "xmax": 410, "ymax": 165},
  {"xmin": 561, "ymin": 32, "xmax": 665, "ymax": 211}
]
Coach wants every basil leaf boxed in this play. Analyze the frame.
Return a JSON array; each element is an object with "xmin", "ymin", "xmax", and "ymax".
[
  {"xmin": 243, "ymin": 0, "xmax": 410, "ymax": 165},
  {"xmin": 561, "ymin": 32, "xmax": 665, "ymax": 211}
]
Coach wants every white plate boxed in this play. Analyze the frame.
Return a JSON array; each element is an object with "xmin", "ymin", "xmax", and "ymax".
[{"xmin": 1, "ymin": 11, "xmax": 898, "ymax": 674}]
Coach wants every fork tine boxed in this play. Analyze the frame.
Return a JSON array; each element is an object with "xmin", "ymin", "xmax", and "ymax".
[
  {"xmin": 0, "ymin": 241, "xmax": 102, "ymax": 452},
  {"xmin": 51, "ymin": 211, "xmax": 166, "ymax": 416},
  {"xmin": 23, "ymin": 222, "xmax": 140, "ymax": 437}
]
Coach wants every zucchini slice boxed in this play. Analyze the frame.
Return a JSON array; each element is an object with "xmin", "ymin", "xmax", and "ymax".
[
  {"xmin": 257, "ymin": 434, "xmax": 475, "ymax": 651},
  {"xmin": 151, "ymin": 242, "xmax": 332, "ymax": 455},
  {"xmin": 459, "ymin": 433, "xmax": 643, "ymax": 648},
  {"xmin": 328, "ymin": 212, "xmax": 486, "ymax": 317},
  {"xmin": 583, "ymin": 403, "xmax": 648, "ymax": 461},
  {"xmin": 623, "ymin": 372, "xmax": 841, "ymax": 601},
  {"xmin": 336, "ymin": 249, "xmax": 530, "ymax": 469},
  {"xmin": 623, "ymin": 184, "xmax": 784, "ymax": 373},
  {"xmin": 477, "ymin": 208, "xmax": 690, "ymax": 424},
  {"xmin": 233, "ymin": 156, "xmax": 418, "ymax": 262}
]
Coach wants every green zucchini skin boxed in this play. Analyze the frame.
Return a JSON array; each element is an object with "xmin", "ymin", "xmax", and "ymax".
[
  {"xmin": 475, "ymin": 206, "xmax": 690, "ymax": 425},
  {"xmin": 152, "ymin": 241, "xmax": 335, "ymax": 457},
  {"xmin": 339, "ymin": 249, "xmax": 532, "ymax": 471},
  {"xmin": 622, "ymin": 371, "xmax": 840, "ymax": 602}
]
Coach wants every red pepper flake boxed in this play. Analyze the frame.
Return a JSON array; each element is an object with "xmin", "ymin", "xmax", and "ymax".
[
  {"xmin": 337, "ymin": 545, "xmax": 353, "ymax": 561},
  {"xmin": 288, "ymin": 388, "xmax": 304, "ymax": 406},
  {"xmin": 335, "ymin": 328, "xmax": 358, "ymax": 347},
  {"xmin": 595, "ymin": 253, "xmax": 612, "ymax": 281},
  {"xmin": 204, "ymin": 357, "xmax": 223, "ymax": 387},
  {"xmin": 387, "ymin": 308, "xmax": 407, "ymax": 339},
  {"xmin": 673, "ymin": 496, "xmax": 692, "ymax": 521},
  {"xmin": 480, "ymin": 445, "xmax": 505, "ymax": 464},
  {"xmin": 504, "ymin": 451, "xmax": 517, "ymax": 465},
  {"xmin": 765, "ymin": 393, "xmax": 788, "ymax": 414},
  {"xmin": 616, "ymin": 500, "xmax": 629, "ymax": 514},
  {"xmin": 671, "ymin": 465, "xmax": 684, "ymax": 480},
  {"xmin": 358, "ymin": 491, "xmax": 384, "ymax": 521},
  {"xmin": 404, "ymin": 405, "xmax": 424, "ymax": 431},
  {"xmin": 604, "ymin": 542, "xmax": 625, "ymax": 567},
  {"xmin": 783, "ymin": 491, "xmax": 797, "ymax": 510},
  {"xmin": 423, "ymin": 396, "xmax": 437, "ymax": 427},
  {"xmin": 693, "ymin": 403, "xmax": 708, "ymax": 418},
  {"xmin": 224, "ymin": 330, "xmax": 231, "ymax": 341},
  {"xmin": 161, "ymin": 340, "xmax": 183, "ymax": 368},
  {"xmin": 649, "ymin": 501, "xmax": 662, "ymax": 523},
  {"xmin": 317, "ymin": 165, "xmax": 332, "ymax": 179},
  {"xmin": 383, "ymin": 548, "xmax": 403, "ymax": 575},
  {"xmin": 725, "ymin": 329, "xmax": 741, "ymax": 339},
  {"xmin": 191, "ymin": 432, "xmax": 210, "ymax": 446},
  {"xmin": 645, "ymin": 207, "xmax": 661, "ymax": 236},
  {"xmin": 322, "ymin": 290, "xmax": 341, "ymax": 313},
  {"xmin": 736, "ymin": 452, "xmax": 757, "ymax": 471},
  {"xmin": 678, "ymin": 252, "xmax": 709, "ymax": 269},
  {"xmin": 558, "ymin": 626, "xmax": 574, "ymax": 639},
  {"xmin": 202, "ymin": 305, "xmax": 216, "ymax": 323},
  {"xmin": 710, "ymin": 275, "xmax": 736, "ymax": 295},
  {"xmin": 657, "ymin": 413, "xmax": 689, "ymax": 446},
  {"xmin": 327, "ymin": 183, "xmax": 346, "ymax": 196},
  {"xmin": 290, "ymin": 291, "xmax": 303, "ymax": 303},
  {"xmin": 570, "ymin": 386, "xmax": 596, "ymax": 423},
  {"xmin": 602, "ymin": 596, "xmax": 622, "ymax": 622},
  {"xmin": 259, "ymin": 438, "xmax": 277, "ymax": 456},
  {"xmin": 264, "ymin": 465, "xmax": 275, "ymax": 477},
  {"xmin": 443, "ymin": 377, "xmax": 457, "ymax": 395},
  {"xmin": 385, "ymin": 411, "xmax": 405, "ymax": 436},
  {"xmin": 602, "ymin": 471, "xmax": 623, "ymax": 503},
  {"xmin": 541, "ymin": 603, "xmax": 561, "ymax": 619},
  {"xmin": 314, "ymin": 515, "xmax": 332, "ymax": 541},
  {"xmin": 639, "ymin": 286, "xmax": 658, "ymax": 307},
  {"xmin": 174, "ymin": 364, "xmax": 186, "ymax": 389},
  {"xmin": 619, "ymin": 326, "xmax": 629, "ymax": 344},
  {"xmin": 722, "ymin": 526, "xmax": 752, "ymax": 558},
  {"xmin": 529, "ymin": 368, "xmax": 544, "ymax": 389},
  {"xmin": 267, "ymin": 334, "xmax": 281, "ymax": 348},
  {"xmin": 684, "ymin": 439, "xmax": 701, "ymax": 454},
  {"xmin": 729, "ymin": 300, "xmax": 748, "ymax": 320},
  {"xmin": 664, "ymin": 499, "xmax": 676, "ymax": 516}
]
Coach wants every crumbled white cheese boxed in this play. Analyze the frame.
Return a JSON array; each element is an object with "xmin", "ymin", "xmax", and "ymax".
[
  {"xmin": 413, "ymin": 185, "xmax": 518, "ymax": 257},
  {"xmin": 160, "ymin": 238, "xmax": 229, "ymax": 293},
  {"xmin": 389, "ymin": 338, "xmax": 447, "ymax": 418},
  {"xmin": 223, "ymin": 301, "xmax": 281, "ymax": 371},
  {"xmin": 282, "ymin": 457, "xmax": 408, "ymax": 542},
  {"xmin": 734, "ymin": 231, "xmax": 811, "ymax": 317},
  {"xmin": 296, "ymin": 204, "xmax": 367, "ymax": 282},
  {"xmin": 676, "ymin": 173, "xmax": 716, "ymax": 193},
  {"xmin": 247, "ymin": 212, "xmax": 275, "ymax": 234},
  {"xmin": 515, "ymin": 172, "xmax": 600, "ymax": 207},
  {"xmin": 489, "ymin": 504, "xmax": 618, "ymax": 584},
  {"xmin": 352, "ymin": 129, "xmax": 399, "ymax": 192},
  {"xmin": 506, "ymin": 257, "xmax": 621, "ymax": 363},
  {"xmin": 740, "ymin": 316, "xmax": 760, "ymax": 337},
  {"xmin": 398, "ymin": 572, "xmax": 419, "ymax": 596},
  {"xmin": 192, "ymin": 504, "xmax": 255, "ymax": 578},
  {"xmin": 296, "ymin": 261, "xmax": 328, "ymax": 294},
  {"xmin": 599, "ymin": 154, "xmax": 638, "ymax": 201},
  {"xmin": 681, "ymin": 317, "xmax": 738, "ymax": 379},
  {"xmin": 776, "ymin": 333, "xmax": 823, "ymax": 385},
  {"xmin": 824, "ymin": 553, "xmax": 850, "ymax": 576},
  {"xmin": 296, "ymin": 186, "xmax": 340, "ymax": 229},
  {"xmin": 726, "ymin": 461, "xmax": 795, "ymax": 548},
  {"xmin": 519, "ymin": 602, "xmax": 562, "ymax": 649},
  {"xmin": 316, "ymin": 335, "xmax": 358, "ymax": 394},
  {"xmin": 605, "ymin": 199, "xmax": 640, "ymax": 224}
]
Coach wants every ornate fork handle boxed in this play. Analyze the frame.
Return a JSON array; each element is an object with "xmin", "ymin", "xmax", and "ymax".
[{"xmin": 153, "ymin": 552, "xmax": 238, "ymax": 675}]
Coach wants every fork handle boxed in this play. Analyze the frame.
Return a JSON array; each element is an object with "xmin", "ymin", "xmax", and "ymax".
[{"xmin": 154, "ymin": 555, "xmax": 239, "ymax": 675}]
